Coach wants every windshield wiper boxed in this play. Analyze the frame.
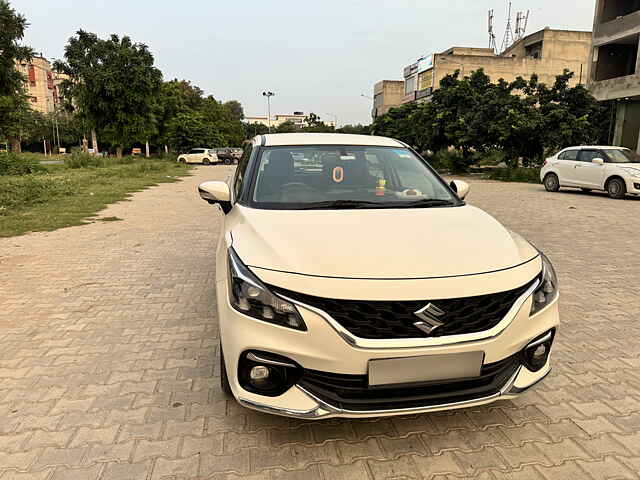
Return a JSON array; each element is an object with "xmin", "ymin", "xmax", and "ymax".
[
  {"xmin": 296, "ymin": 199, "xmax": 457, "ymax": 210},
  {"xmin": 298, "ymin": 200, "xmax": 386, "ymax": 210},
  {"xmin": 399, "ymin": 199, "xmax": 457, "ymax": 208}
]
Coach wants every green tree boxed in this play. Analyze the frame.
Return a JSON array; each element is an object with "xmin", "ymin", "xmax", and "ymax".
[
  {"xmin": 166, "ymin": 111, "xmax": 222, "ymax": 152},
  {"xmin": 0, "ymin": 0, "xmax": 34, "ymax": 153},
  {"xmin": 55, "ymin": 31, "xmax": 163, "ymax": 157},
  {"xmin": 154, "ymin": 79, "xmax": 205, "ymax": 151},
  {"xmin": 224, "ymin": 100, "xmax": 244, "ymax": 121},
  {"xmin": 244, "ymin": 121, "xmax": 269, "ymax": 139},
  {"xmin": 336, "ymin": 124, "xmax": 371, "ymax": 135},
  {"xmin": 275, "ymin": 121, "xmax": 297, "ymax": 133},
  {"xmin": 302, "ymin": 112, "xmax": 335, "ymax": 133}
]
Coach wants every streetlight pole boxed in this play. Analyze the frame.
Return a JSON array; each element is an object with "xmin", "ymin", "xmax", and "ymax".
[{"xmin": 262, "ymin": 91, "xmax": 275, "ymax": 133}]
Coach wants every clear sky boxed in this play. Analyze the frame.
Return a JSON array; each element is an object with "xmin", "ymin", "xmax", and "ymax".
[{"xmin": 16, "ymin": 0, "xmax": 596, "ymax": 125}]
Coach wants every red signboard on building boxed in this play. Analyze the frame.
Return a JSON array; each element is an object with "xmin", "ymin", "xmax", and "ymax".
[
  {"xmin": 28, "ymin": 65, "xmax": 36, "ymax": 86},
  {"xmin": 47, "ymin": 72, "xmax": 54, "ymax": 89}
]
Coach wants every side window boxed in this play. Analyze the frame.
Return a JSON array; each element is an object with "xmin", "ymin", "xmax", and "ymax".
[
  {"xmin": 233, "ymin": 145, "xmax": 252, "ymax": 201},
  {"xmin": 578, "ymin": 150, "xmax": 600, "ymax": 163},
  {"xmin": 559, "ymin": 150, "xmax": 578, "ymax": 161}
]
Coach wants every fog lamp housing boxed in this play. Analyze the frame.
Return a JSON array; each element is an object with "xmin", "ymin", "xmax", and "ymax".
[
  {"xmin": 522, "ymin": 329, "xmax": 555, "ymax": 372},
  {"xmin": 238, "ymin": 350, "xmax": 302, "ymax": 397}
]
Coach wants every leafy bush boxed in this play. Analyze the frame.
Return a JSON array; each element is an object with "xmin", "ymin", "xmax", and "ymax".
[
  {"xmin": 0, "ymin": 175, "xmax": 77, "ymax": 212},
  {"xmin": 425, "ymin": 149, "xmax": 469, "ymax": 173},
  {"xmin": 64, "ymin": 152, "xmax": 141, "ymax": 169},
  {"xmin": 485, "ymin": 167, "xmax": 541, "ymax": 183},
  {"xmin": 0, "ymin": 153, "xmax": 46, "ymax": 175}
]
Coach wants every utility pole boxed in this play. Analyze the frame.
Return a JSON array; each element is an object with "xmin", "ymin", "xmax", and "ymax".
[
  {"xmin": 54, "ymin": 108, "xmax": 60, "ymax": 152},
  {"xmin": 262, "ymin": 91, "xmax": 275, "ymax": 133}
]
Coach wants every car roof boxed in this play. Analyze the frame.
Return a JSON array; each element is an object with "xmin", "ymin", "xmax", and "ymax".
[
  {"xmin": 562, "ymin": 145, "xmax": 629, "ymax": 150},
  {"xmin": 255, "ymin": 133, "xmax": 406, "ymax": 148}
]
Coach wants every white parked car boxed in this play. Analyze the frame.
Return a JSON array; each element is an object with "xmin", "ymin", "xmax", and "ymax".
[
  {"xmin": 540, "ymin": 145, "xmax": 640, "ymax": 199},
  {"xmin": 198, "ymin": 133, "xmax": 559, "ymax": 419},
  {"xmin": 177, "ymin": 148, "xmax": 219, "ymax": 165}
]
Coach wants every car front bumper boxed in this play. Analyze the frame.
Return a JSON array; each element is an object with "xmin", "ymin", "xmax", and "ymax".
[{"xmin": 215, "ymin": 272, "xmax": 559, "ymax": 419}]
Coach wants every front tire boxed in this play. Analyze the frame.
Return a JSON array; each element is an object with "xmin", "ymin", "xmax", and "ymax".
[
  {"xmin": 607, "ymin": 178, "xmax": 626, "ymax": 199},
  {"xmin": 202, "ymin": 158, "xmax": 211, "ymax": 165},
  {"xmin": 543, "ymin": 173, "xmax": 560, "ymax": 192},
  {"xmin": 223, "ymin": 158, "xmax": 232, "ymax": 165},
  {"xmin": 220, "ymin": 345, "xmax": 232, "ymax": 396}
]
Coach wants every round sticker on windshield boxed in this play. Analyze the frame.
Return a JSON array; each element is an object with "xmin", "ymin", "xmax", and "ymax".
[{"xmin": 332, "ymin": 166, "xmax": 344, "ymax": 183}]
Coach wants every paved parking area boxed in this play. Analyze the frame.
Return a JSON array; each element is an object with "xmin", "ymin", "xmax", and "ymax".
[{"xmin": 1, "ymin": 167, "xmax": 639, "ymax": 480}]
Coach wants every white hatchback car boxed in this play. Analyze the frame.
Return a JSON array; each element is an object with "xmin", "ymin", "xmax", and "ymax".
[
  {"xmin": 177, "ymin": 148, "xmax": 219, "ymax": 165},
  {"xmin": 540, "ymin": 146, "xmax": 640, "ymax": 199},
  {"xmin": 198, "ymin": 133, "xmax": 559, "ymax": 419}
]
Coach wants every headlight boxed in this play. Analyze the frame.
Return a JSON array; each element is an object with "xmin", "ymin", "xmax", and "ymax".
[
  {"xmin": 622, "ymin": 168, "xmax": 640, "ymax": 178},
  {"xmin": 227, "ymin": 248, "xmax": 306, "ymax": 331},
  {"xmin": 530, "ymin": 253, "xmax": 558, "ymax": 315}
]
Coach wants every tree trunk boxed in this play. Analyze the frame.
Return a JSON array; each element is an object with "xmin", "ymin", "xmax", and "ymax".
[
  {"xmin": 8, "ymin": 136, "xmax": 21, "ymax": 153},
  {"xmin": 82, "ymin": 136, "xmax": 89, "ymax": 153},
  {"xmin": 164, "ymin": 144, "xmax": 168, "ymax": 156},
  {"xmin": 116, "ymin": 146, "xmax": 123, "ymax": 158},
  {"xmin": 91, "ymin": 129, "xmax": 99, "ymax": 155},
  {"xmin": 145, "ymin": 141, "xmax": 150, "ymax": 158}
]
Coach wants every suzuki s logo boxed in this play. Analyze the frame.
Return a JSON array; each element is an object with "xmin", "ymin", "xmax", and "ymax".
[{"xmin": 413, "ymin": 303, "xmax": 446, "ymax": 334}]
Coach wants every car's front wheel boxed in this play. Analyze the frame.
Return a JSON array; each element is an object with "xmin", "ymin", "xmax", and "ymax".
[
  {"xmin": 224, "ymin": 158, "xmax": 232, "ymax": 165},
  {"xmin": 203, "ymin": 158, "xmax": 211, "ymax": 165},
  {"xmin": 220, "ymin": 345, "xmax": 232, "ymax": 395},
  {"xmin": 543, "ymin": 173, "xmax": 560, "ymax": 192},
  {"xmin": 607, "ymin": 177, "xmax": 626, "ymax": 199}
]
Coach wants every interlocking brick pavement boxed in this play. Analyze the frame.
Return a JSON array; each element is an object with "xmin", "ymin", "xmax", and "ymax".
[{"xmin": 1, "ymin": 167, "xmax": 639, "ymax": 479}]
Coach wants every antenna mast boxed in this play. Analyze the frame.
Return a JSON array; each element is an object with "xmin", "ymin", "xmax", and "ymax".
[
  {"xmin": 488, "ymin": 9, "xmax": 497, "ymax": 54},
  {"xmin": 515, "ymin": 10, "xmax": 530, "ymax": 40},
  {"xmin": 500, "ymin": 1, "xmax": 514, "ymax": 53}
]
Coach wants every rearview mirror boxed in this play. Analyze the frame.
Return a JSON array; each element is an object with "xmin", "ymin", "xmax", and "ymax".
[
  {"xmin": 198, "ymin": 181, "xmax": 232, "ymax": 214},
  {"xmin": 450, "ymin": 180, "xmax": 470, "ymax": 200},
  {"xmin": 592, "ymin": 158, "xmax": 605, "ymax": 165}
]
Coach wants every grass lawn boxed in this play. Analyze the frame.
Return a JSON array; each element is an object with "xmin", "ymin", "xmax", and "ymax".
[{"xmin": 0, "ymin": 157, "xmax": 192, "ymax": 238}]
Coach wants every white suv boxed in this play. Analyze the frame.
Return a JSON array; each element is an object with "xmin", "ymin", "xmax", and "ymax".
[
  {"xmin": 177, "ymin": 148, "xmax": 219, "ymax": 165},
  {"xmin": 541, "ymin": 146, "xmax": 640, "ymax": 199},
  {"xmin": 198, "ymin": 133, "xmax": 559, "ymax": 419}
]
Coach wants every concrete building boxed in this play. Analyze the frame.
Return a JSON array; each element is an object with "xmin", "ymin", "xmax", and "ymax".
[
  {"xmin": 588, "ymin": 0, "xmax": 640, "ymax": 152},
  {"xmin": 372, "ymin": 80, "xmax": 404, "ymax": 118},
  {"xmin": 371, "ymin": 28, "xmax": 592, "ymax": 118},
  {"xmin": 245, "ymin": 112, "xmax": 335, "ymax": 128},
  {"xmin": 15, "ymin": 56, "xmax": 67, "ymax": 115}
]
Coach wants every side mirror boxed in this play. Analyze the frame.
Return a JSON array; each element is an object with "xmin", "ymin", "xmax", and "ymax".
[
  {"xmin": 450, "ymin": 180, "xmax": 470, "ymax": 200},
  {"xmin": 592, "ymin": 158, "xmax": 605, "ymax": 165},
  {"xmin": 198, "ymin": 181, "xmax": 232, "ymax": 214}
]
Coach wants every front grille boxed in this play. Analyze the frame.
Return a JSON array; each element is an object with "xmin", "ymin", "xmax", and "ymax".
[
  {"xmin": 298, "ymin": 354, "xmax": 520, "ymax": 411},
  {"xmin": 271, "ymin": 278, "xmax": 537, "ymax": 339}
]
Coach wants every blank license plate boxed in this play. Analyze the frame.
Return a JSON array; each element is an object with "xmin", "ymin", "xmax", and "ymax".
[{"xmin": 368, "ymin": 351, "xmax": 484, "ymax": 387}]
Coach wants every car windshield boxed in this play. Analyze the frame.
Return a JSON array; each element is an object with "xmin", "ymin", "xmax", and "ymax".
[
  {"xmin": 250, "ymin": 146, "xmax": 460, "ymax": 209},
  {"xmin": 605, "ymin": 149, "xmax": 640, "ymax": 163}
]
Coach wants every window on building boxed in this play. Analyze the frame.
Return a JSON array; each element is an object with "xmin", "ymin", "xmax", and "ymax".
[
  {"xmin": 593, "ymin": 33, "xmax": 639, "ymax": 81},
  {"xmin": 28, "ymin": 65, "xmax": 36, "ymax": 86},
  {"xmin": 601, "ymin": 0, "xmax": 640, "ymax": 23},
  {"xmin": 525, "ymin": 41, "xmax": 543, "ymax": 59},
  {"xmin": 404, "ymin": 75, "xmax": 416, "ymax": 95}
]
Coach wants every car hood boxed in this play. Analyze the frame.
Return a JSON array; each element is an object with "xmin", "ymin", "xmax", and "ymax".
[{"xmin": 229, "ymin": 204, "xmax": 538, "ymax": 280}]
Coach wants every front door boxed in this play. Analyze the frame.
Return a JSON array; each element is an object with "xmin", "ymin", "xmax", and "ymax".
[{"xmin": 575, "ymin": 150, "xmax": 606, "ymax": 188}]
